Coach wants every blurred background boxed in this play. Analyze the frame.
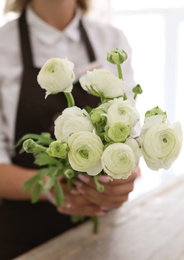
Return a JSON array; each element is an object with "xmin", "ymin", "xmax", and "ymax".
[{"xmin": 1, "ymin": 0, "xmax": 184, "ymax": 199}]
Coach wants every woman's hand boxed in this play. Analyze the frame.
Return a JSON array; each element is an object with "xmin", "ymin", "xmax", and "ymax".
[
  {"xmin": 73, "ymin": 166, "xmax": 139, "ymax": 210},
  {"xmin": 47, "ymin": 179, "xmax": 105, "ymax": 217},
  {"xmin": 48, "ymin": 166, "xmax": 139, "ymax": 215}
]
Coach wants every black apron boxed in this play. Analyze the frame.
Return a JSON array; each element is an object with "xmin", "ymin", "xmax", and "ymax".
[{"xmin": 0, "ymin": 10, "xmax": 100, "ymax": 260}]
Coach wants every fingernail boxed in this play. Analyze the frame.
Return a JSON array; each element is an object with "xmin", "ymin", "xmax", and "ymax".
[
  {"xmin": 47, "ymin": 192, "xmax": 55, "ymax": 204},
  {"xmin": 70, "ymin": 189, "xmax": 82, "ymax": 195},
  {"xmin": 73, "ymin": 181, "xmax": 85, "ymax": 194},
  {"xmin": 73, "ymin": 180, "xmax": 83, "ymax": 188},
  {"xmin": 96, "ymin": 211, "xmax": 105, "ymax": 216},
  {"xmin": 77, "ymin": 187, "xmax": 85, "ymax": 194},
  {"xmin": 100, "ymin": 206, "xmax": 109, "ymax": 211},
  {"xmin": 78, "ymin": 174, "xmax": 90, "ymax": 183},
  {"xmin": 98, "ymin": 175, "xmax": 110, "ymax": 183}
]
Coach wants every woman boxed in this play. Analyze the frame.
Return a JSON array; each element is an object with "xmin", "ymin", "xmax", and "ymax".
[{"xmin": 0, "ymin": 0, "xmax": 138, "ymax": 259}]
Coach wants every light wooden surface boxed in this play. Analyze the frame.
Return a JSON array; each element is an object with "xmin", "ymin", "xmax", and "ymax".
[{"xmin": 15, "ymin": 174, "xmax": 184, "ymax": 260}]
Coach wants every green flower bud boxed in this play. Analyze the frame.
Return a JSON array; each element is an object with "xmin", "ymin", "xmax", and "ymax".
[
  {"xmin": 145, "ymin": 106, "xmax": 167, "ymax": 118},
  {"xmin": 90, "ymin": 108, "xmax": 107, "ymax": 126},
  {"xmin": 107, "ymin": 48, "xmax": 128, "ymax": 65},
  {"xmin": 105, "ymin": 121, "xmax": 130, "ymax": 142},
  {"xmin": 46, "ymin": 140, "xmax": 69, "ymax": 159},
  {"xmin": 64, "ymin": 168, "xmax": 75, "ymax": 179},
  {"xmin": 23, "ymin": 139, "xmax": 37, "ymax": 153},
  {"xmin": 132, "ymin": 84, "xmax": 143, "ymax": 100}
]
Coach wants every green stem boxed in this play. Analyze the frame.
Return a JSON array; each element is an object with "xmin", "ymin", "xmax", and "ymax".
[
  {"xmin": 64, "ymin": 92, "xmax": 75, "ymax": 107},
  {"xmin": 92, "ymin": 216, "xmax": 99, "ymax": 234},
  {"xmin": 123, "ymin": 92, "xmax": 128, "ymax": 100},
  {"xmin": 35, "ymin": 144, "xmax": 47, "ymax": 152},
  {"xmin": 117, "ymin": 64, "xmax": 123, "ymax": 80},
  {"xmin": 133, "ymin": 93, "xmax": 137, "ymax": 100},
  {"xmin": 117, "ymin": 64, "xmax": 127, "ymax": 100},
  {"xmin": 94, "ymin": 175, "xmax": 104, "ymax": 192}
]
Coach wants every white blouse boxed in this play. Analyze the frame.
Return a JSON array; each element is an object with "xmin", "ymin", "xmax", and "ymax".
[{"xmin": 0, "ymin": 6, "xmax": 136, "ymax": 164}]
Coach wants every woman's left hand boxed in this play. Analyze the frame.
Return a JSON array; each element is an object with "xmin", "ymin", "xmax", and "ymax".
[{"xmin": 72, "ymin": 166, "xmax": 139, "ymax": 210}]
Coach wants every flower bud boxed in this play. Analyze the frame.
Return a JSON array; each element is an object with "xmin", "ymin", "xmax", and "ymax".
[
  {"xmin": 107, "ymin": 48, "xmax": 128, "ymax": 65},
  {"xmin": 105, "ymin": 121, "xmax": 130, "ymax": 142},
  {"xmin": 46, "ymin": 140, "xmax": 69, "ymax": 159},
  {"xmin": 90, "ymin": 108, "xmax": 106, "ymax": 126},
  {"xmin": 23, "ymin": 139, "xmax": 37, "ymax": 153},
  {"xmin": 64, "ymin": 168, "xmax": 75, "ymax": 179},
  {"xmin": 145, "ymin": 106, "xmax": 167, "ymax": 118}
]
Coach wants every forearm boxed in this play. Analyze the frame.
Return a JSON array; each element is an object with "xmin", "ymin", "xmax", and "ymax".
[{"xmin": 0, "ymin": 163, "xmax": 46, "ymax": 200}]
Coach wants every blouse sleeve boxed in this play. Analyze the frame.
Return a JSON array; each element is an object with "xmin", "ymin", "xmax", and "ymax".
[
  {"xmin": 0, "ymin": 25, "xmax": 13, "ymax": 165},
  {"xmin": 0, "ymin": 90, "xmax": 11, "ymax": 164}
]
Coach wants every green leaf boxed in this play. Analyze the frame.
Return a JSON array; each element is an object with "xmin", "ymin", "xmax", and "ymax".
[
  {"xmin": 41, "ymin": 177, "xmax": 55, "ymax": 193},
  {"xmin": 46, "ymin": 166, "xmax": 60, "ymax": 178},
  {"xmin": 23, "ymin": 169, "xmax": 46, "ymax": 194},
  {"xmin": 34, "ymin": 153, "xmax": 59, "ymax": 166},
  {"xmin": 15, "ymin": 132, "xmax": 54, "ymax": 148},
  {"xmin": 19, "ymin": 147, "xmax": 25, "ymax": 154},
  {"xmin": 55, "ymin": 167, "xmax": 65, "ymax": 177},
  {"xmin": 85, "ymin": 105, "xmax": 93, "ymax": 113},
  {"xmin": 31, "ymin": 183, "xmax": 42, "ymax": 203},
  {"xmin": 54, "ymin": 179, "xmax": 65, "ymax": 206}
]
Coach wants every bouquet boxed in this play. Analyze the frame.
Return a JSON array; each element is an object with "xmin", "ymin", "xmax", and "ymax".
[{"xmin": 17, "ymin": 48, "xmax": 183, "ymax": 233}]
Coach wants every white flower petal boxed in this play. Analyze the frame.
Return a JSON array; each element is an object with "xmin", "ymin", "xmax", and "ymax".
[
  {"xmin": 68, "ymin": 131, "xmax": 104, "ymax": 176},
  {"xmin": 79, "ymin": 69, "xmax": 125, "ymax": 98},
  {"xmin": 37, "ymin": 58, "xmax": 75, "ymax": 96},
  {"xmin": 54, "ymin": 107, "xmax": 94, "ymax": 142},
  {"xmin": 102, "ymin": 143, "xmax": 136, "ymax": 179}
]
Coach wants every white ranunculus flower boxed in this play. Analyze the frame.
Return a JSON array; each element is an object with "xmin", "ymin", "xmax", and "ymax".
[
  {"xmin": 140, "ymin": 115, "xmax": 183, "ymax": 170},
  {"xmin": 106, "ymin": 98, "xmax": 139, "ymax": 128},
  {"xmin": 68, "ymin": 131, "xmax": 104, "ymax": 176},
  {"xmin": 101, "ymin": 143, "xmax": 137, "ymax": 179},
  {"xmin": 37, "ymin": 58, "xmax": 75, "ymax": 98},
  {"xmin": 79, "ymin": 69, "xmax": 125, "ymax": 99},
  {"xmin": 125, "ymin": 138, "xmax": 141, "ymax": 165},
  {"xmin": 54, "ymin": 107, "xmax": 94, "ymax": 142}
]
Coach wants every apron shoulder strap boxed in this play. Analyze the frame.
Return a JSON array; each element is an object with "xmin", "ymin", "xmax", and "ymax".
[
  {"xmin": 18, "ymin": 9, "xmax": 34, "ymax": 67},
  {"xmin": 79, "ymin": 19, "xmax": 96, "ymax": 62}
]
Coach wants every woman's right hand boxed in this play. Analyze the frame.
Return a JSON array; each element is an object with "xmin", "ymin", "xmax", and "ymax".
[{"xmin": 47, "ymin": 178, "xmax": 106, "ymax": 217}]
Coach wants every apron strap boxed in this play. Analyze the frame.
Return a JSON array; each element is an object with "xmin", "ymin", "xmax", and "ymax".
[
  {"xmin": 79, "ymin": 19, "xmax": 96, "ymax": 62},
  {"xmin": 18, "ymin": 9, "xmax": 34, "ymax": 67}
]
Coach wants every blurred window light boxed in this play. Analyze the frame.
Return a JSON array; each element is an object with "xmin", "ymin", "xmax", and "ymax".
[
  {"xmin": 109, "ymin": 0, "xmax": 184, "ymax": 11},
  {"xmin": 0, "ymin": 0, "xmax": 5, "ymax": 26}
]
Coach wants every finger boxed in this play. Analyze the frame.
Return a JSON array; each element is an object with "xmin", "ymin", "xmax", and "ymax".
[
  {"xmin": 57, "ymin": 194, "xmax": 106, "ymax": 216},
  {"xmin": 77, "ymin": 169, "xmax": 137, "ymax": 189},
  {"xmin": 48, "ymin": 190, "xmax": 107, "ymax": 216},
  {"xmin": 79, "ymin": 183, "xmax": 130, "ymax": 209},
  {"xmin": 75, "ymin": 173, "xmax": 135, "ymax": 195},
  {"xmin": 57, "ymin": 203, "xmax": 106, "ymax": 217},
  {"xmin": 103, "ymin": 182, "xmax": 135, "ymax": 195}
]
